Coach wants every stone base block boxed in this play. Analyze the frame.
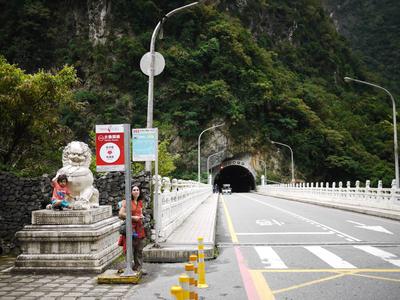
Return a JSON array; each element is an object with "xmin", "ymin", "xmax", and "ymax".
[
  {"xmin": 14, "ymin": 206, "xmax": 123, "ymax": 273},
  {"xmin": 31, "ymin": 206, "xmax": 112, "ymax": 225}
]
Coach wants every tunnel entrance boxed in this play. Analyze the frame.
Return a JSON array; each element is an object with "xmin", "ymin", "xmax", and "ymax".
[{"xmin": 214, "ymin": 165, "xmax": 256, "ymax": 193}]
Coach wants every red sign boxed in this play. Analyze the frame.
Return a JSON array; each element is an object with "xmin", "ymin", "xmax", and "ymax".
[{"xmin": 95, "ymin": 124, "xmax": 125, "ymax": 172}]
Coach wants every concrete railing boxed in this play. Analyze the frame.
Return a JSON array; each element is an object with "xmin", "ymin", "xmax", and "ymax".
[
  {"xmin": 153, "ymin": 177, "xmax": 212, "ymax": 242},
  {"xmin": 257, "ymin": 179, "xmax": 400, "ymax": 211}
]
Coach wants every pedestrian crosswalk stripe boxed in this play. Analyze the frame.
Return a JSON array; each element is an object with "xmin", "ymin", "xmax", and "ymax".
[
  {"xmin": 354, "ymin": 246, "xmax": 400, "ymax": 267},
  {"xmin": 255, "ymin": 246, "xmax": 288, "ymax": 269},
  {"xmin": 304, "ymin": 246, "xmax": 357, "ymax": 268}
]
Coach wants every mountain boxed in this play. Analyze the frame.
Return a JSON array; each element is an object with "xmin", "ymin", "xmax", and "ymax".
[{"xmin": 0, "ymin": 0, "xmax": 396, "ymax": 185}]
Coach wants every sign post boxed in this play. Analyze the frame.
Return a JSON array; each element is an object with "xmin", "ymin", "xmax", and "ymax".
[
  {"xmin": 95, "ymin": 124, "xmax": 134, "ymax": 276},
  {"xmin": 132, "ymin": 128, "xmax": 159, "ymax": 244}
]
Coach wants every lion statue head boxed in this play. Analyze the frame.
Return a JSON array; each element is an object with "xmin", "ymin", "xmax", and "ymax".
[{"xmin": 62, "ymin": 141, "xmax": 91, "ymax": 168}]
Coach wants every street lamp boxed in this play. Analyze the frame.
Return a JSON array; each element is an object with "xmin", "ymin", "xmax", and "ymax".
[
  {"xmin": 145, "ymin": 1, "xmax": 204, "ymax": 171},
  {"xmin": 207, "ymin": 149, "xmax": 226, "ymax": 180},
  {"xmin": 271, "ymin": 140, "xmax": 295, "ymax": 183},
  {"xmin": 198, "ymin": 123, "xmax": 225, "ymax": 182},
  {"xmin": 344, "ymin": 76, "xmax": 399, "ymax": 188}
]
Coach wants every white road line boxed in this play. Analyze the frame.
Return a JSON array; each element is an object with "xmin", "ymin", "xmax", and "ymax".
[
  {"xmin": 237, "ymin": 231, "xmax": 335, "ymax": 235},
  {"xmin": 241, "ymin": 194, "xmax": 361, "ymax": 242},
  {"xmin": 354, "ymin": 246, "xmax": 400, "ymax": 267},
  {"xmin": 304, "ymin": 246, "xmax": 357, "ymax": 269},
  {"xmin": 255, "ymin": 246, "xmax": 288, "ymax": 269}
]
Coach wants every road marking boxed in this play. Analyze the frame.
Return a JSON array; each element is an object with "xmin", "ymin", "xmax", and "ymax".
[
  {"xmin": 255, "ymin": 219, "xmax": 284, "ymax": 226},
  {"xmin": 350, "ymin": 273, "xmax": 400, "ymax": 283},
  {"xmin": 249, "ymin": 270, "xmax": 275, "ymax": 300},
  {"xmin": 241, "ymin": 194, "xmax": 361, "ymax": 242},
  {"xmin": 273, "ymin": 272, "xmax": 349, "ymax": 295},
  {"xmin": 234, "ymin": 247, "xmax": 262, "ymax": 300},
  {"xmin": 347, "ymin": 220, "xmax": 394, "ymax": 234},
  {"xmin": 304, "ymin": 246, "xmax": 357, "ymax": 268},
  {"xmin": 237, "ymin": 231, "xmax": 334, "ymax": 235},
  {"xmin": 255, "ymin": 269, "xmax": 400, "ymax": 273},
  {"xmin": 272, "ymin": 219, "xmax": 284, "ymax": 226},
  {"xmin": 221, "ymin": 195, "xmax": 238, "ymax": 243},
  {"xmin": 255, "ymin": 246, "xmax": 288, "ymax": 269},
  {"xmin": 354, "ymin": 246, "xmax": 400, "ymax": 267},
  {"xmin": 251, "ymin": 269, "xmax": 400, "ymax": 295}
]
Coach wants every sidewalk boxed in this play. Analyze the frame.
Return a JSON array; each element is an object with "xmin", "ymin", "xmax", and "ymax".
[
  {"xmin": 255, "ymin": 191, "xmax": 400, "ymax": 220},
  {"xmin": 143, "ymin": 193, "xmax": 219, "ymax": 262},
  {"xmin": 0, "ymin": 194, "xmax": 219, "ymax": 299}
]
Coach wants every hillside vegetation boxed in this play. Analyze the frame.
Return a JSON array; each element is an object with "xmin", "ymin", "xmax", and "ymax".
[{"xmin": 0, "ymin": 0, "xmax": 397, "ymax": 185}]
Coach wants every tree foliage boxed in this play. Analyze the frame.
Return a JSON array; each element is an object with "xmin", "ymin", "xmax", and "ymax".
[
  {"xmin": 0, "ymin": 0, "xmax": 397, "ymax": 185},
  {"xmin": 0, "ymin": 57, "xmax": 78, "ymax": 175}
]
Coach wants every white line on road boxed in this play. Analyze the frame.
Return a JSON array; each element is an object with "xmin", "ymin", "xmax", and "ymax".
[
  {"xmin": 237, "ymin": 232, "xmax": 335, "ymax": 235},
  {"xmin": 255, "ymin": 246, "xmax": 288, "ymax": 269},
  {"xmin": 304, "ymin": 246, "xmax": 357, "ymax": 269},
  {"xmin": 354, "ymin": 246, "xmax": 400, "ymax": 267},
  {"xmin": 241, "ymin": 194, "xmax": 362, "ymax": 242}
]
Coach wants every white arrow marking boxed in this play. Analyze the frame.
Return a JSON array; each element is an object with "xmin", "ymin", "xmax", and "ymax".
[{"xmin": 347, "ymin": 220, "xmax": 393, "ymax": 235}]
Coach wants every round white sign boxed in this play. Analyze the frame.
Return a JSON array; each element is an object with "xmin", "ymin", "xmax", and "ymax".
[
  {"xmin": 99, "ymin": 142, "xmax": 121, "ymax": 164},
  {"xmin": 140, "ymin": 52, "xmax": 165, "ymax": 76}
]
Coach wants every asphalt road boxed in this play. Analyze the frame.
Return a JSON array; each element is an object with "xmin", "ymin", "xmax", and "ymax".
[{"xmin": 218, "ymin": 192, "xmax": 400, "ymax": 300}]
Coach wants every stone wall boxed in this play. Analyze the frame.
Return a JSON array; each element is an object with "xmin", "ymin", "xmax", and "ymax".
[{"xmin": 0, "ymin": 171, "xmax": 151, "ymax": 255}]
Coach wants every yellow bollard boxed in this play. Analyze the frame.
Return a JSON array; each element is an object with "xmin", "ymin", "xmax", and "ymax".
[
  {"xmin": 185, "ymin": 263, "xmax": 197, "ymax": 300},
  {"xmin": 171, "ymin": 285, "xmax": 184, "ymax": 300},
  {"xmin": 189, "ymin": 255, "xmax": 199, "ymax": 299},
  {"xmin": 197, "ymin": 237, "xmax": 208, "ymax": 288},
  {"xmin": 179, "ymin": 273, "xmax": 190, "ymax": 299}
]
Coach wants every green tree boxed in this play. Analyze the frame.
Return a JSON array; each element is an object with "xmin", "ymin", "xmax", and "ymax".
[{"xmin": 0, "ymin": 57, "xmax": 79, "ymax": 175}]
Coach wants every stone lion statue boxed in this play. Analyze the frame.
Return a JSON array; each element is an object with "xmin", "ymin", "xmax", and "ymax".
[{"xmin": 58, "ymin": 141, "xmax": 99, "ymax": 210}]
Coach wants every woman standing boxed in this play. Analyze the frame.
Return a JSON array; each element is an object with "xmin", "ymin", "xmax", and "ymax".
[{"xmin": 118, "ymin": 185, "xmax": 146, "ymax": 273}]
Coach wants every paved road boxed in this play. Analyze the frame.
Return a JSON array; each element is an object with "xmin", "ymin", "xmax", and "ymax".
[
  {"xmin": 219, "ymin": 193, "xmax": 400, "ymax": 300},
  {"xmin": 1, "ymin": 192, "xmax": 400, "ymax": 299}
]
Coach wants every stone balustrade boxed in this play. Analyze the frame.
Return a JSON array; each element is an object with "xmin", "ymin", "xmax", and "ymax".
[
  {"xmin": 153, "ymin": 176, "xmax": 212, "ymax": 242},
  {"xmin": 257, "ymin": 179, "xmax": 400, "ymax": 211}
]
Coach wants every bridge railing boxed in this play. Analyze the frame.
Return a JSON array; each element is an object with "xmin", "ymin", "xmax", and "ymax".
[
  {"xmin": 257, "ymin": 179, "xmax": 400, "ymax": 211},
  {"xmin": 153, "ymin": 177, "xmax": 212, "ymax": 242}
]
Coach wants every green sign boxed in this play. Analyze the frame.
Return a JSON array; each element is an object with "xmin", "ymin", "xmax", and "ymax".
[{"xmin": 132, "ymin": 128, "xmax": 158, "ymax": 161}]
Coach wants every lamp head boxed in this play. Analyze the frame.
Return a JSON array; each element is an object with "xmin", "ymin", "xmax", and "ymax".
[
  {"xmin": 270, "ymin": 140, "xmax": 275, "ymax": 144},
  {"xmin": 344, "ymin": 77, "xmax": 352, "ymax": 83}
]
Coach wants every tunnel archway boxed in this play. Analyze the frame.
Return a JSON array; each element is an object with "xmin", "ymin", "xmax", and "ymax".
[{"xmin": 214, "ymin": 165, "xmax": 256, "ymax": 193}]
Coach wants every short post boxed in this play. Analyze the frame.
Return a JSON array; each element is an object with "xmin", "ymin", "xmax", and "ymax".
[
  {"xmin": 261, "ymin": 175, "xmax": 265, "ymax": 186},
  {"xmin": 346, "ymin": 181, "xmax": 351, "ymax": 199},
  {"xmin": 197, "ymin": 237, "xmax": 208, "ymax": 288},
  {"xmin": 378, "ymin": 180, "xmax": 383, "ymax": 200},
  {"xmin": 391, "ymin": 179, "xmax": 397, "ymax": 203},
  {"xmin": 179, "ymin": 274, "xmax": 190, "ymax": 300},
  {"xmin": 171, "ymin": 286, "xmax": 184, "ymax": 300},
  {"xmin": 365, "ymin": 180, "xmax": 370, "ymax": 201},
  {"xmin": 189, "ymin": 254, "xmax": 198, "ymax": 287},
  {"xmin": 185, "ymin": 263, "xmax": 197, "ymax": 300}
]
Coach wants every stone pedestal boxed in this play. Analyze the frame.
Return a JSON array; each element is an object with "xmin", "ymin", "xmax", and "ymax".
[{"xmin": 14, "ymin": 206, "xmax": 122, "ymax": 273}]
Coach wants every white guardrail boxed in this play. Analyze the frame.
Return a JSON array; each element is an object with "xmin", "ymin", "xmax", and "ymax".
[
  {"xmin": 153, "ymin": 177, "xmax": 212, "ymax": 242},
  {"xmin": 257, "ymin": 179, "xmax": 400, "ymax": 212}
]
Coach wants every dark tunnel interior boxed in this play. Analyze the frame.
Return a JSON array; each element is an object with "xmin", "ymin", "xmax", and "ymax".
[{"xmin": 214, "ymin": 165, "xmax": 256, "ymax": 193}]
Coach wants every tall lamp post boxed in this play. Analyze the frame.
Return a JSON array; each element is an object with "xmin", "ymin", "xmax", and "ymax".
[
  {"xmin": 145, "ymin": 1, "xmax": 204, "ymax": 171},
  {"xmin": 207, "ymin": 149, "xmax": 226, "ymax": 180},
  {"xmin": 271, "ymin": 140, "xmax": 295, "ymax": 183},
  {"xmin": 344, "ymin": 76, "xmax": 399, "ymax": 188},
  {"xmin": 198, "ymin": 123, "xmax": 225, "ymax": 182}
]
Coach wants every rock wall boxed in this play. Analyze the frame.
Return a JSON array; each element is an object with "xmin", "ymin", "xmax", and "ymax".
[{"xmin": 0, "ymin": 171, "xmax": 151, "ymax": 255}]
